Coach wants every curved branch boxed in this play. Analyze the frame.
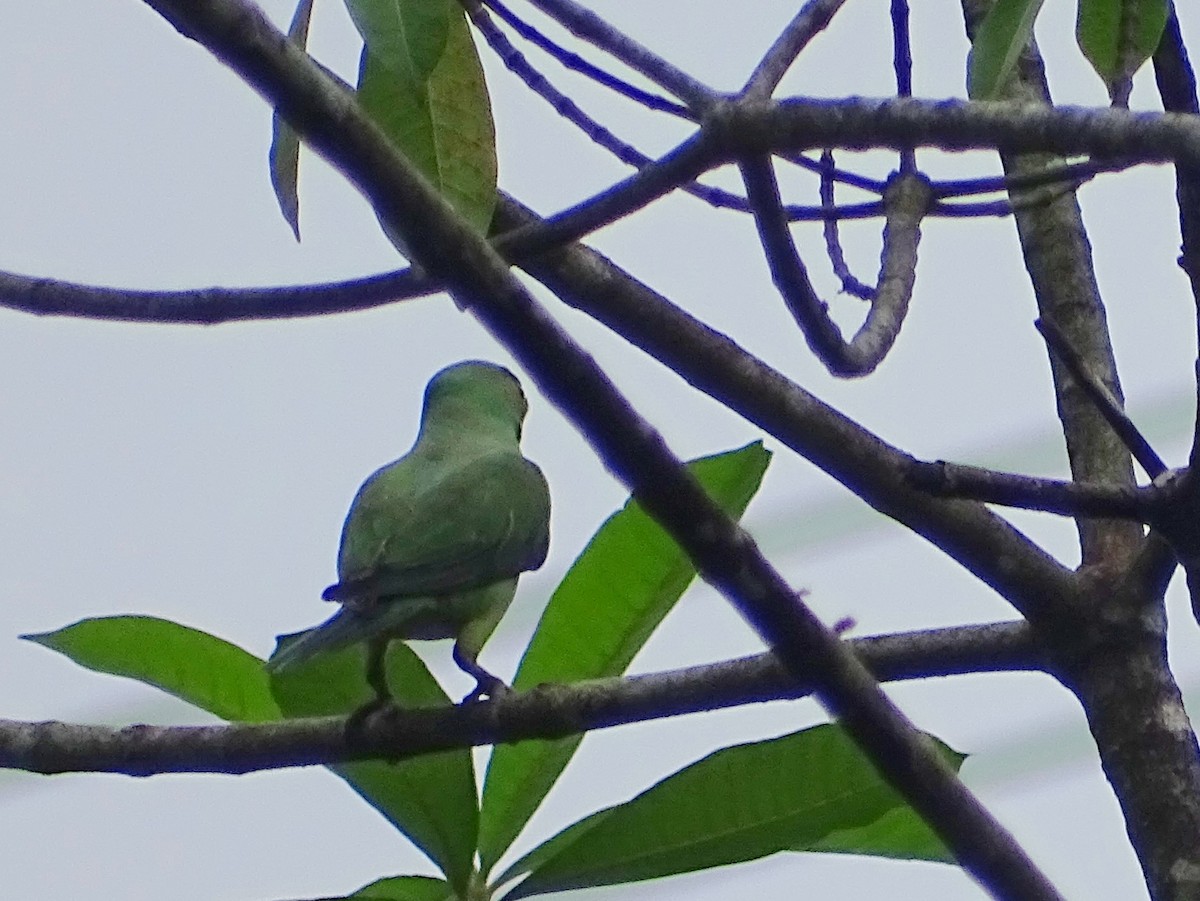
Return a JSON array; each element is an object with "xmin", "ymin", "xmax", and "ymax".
[{"xmin": 741, "ymin": 154, "xmax": 930, "ymax": 376}]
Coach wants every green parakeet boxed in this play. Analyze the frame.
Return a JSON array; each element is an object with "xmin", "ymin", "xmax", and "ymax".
[{"xmin": 266, "ymin": 361, "xmax": 550, "ymax": 704}]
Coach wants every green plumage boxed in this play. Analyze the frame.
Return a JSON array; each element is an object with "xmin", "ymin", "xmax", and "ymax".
[{"xmin": 267, "ymin": 361, "xmax": 550, "ymax": 702}]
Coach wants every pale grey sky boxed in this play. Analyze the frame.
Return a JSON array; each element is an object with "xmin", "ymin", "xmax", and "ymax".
[{"xmin": 0, "ymin": 2, "xmax": 1196, "ymax": 899}]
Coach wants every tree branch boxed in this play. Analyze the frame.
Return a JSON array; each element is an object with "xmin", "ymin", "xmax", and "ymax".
[
  {"xmin": 740, "ymin": 0, "xmax": 849, "ymax": 100},
  {"xmin": 740, "ymin": 154, "xmax": 930, "ymax": 375},
  {"xmin": 514, "ymin": 0, "xmax": 715, "ymax": 110},
  {"xmin": 909, "ymin": 460, "xmax": 1160, "ymax": 519},
  {"xmin": 1036, "ymin": 317, "xmax": 1168, "ymax": 478},
  {"xmin": 476, "ymin": 0, "xmax": 692, "ymax": 118},
  {"xmin": 0, "ymin": 623, "xmax": 1039, "ymax": 776},
  {"xmin": 713, "ymin": 97, "xmax": 1200, "ymax": 167}
]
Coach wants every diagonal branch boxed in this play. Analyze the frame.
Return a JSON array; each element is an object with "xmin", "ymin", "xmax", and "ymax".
[
  {"xmin": 476, "ymin": 0, "xmax": 692, "ymax": 117},
  {"xmin": 139, "ymin": 3, "xmax": 1062, "ymax": 895},
  {"xmin": 512, "ymin": 0, "xmax": 715, "ymax": 110},
  {"xmin": 740, "ymin": 0, "xmax": 849, "ymax": 100},
  {"xmin": 491, "ymin": 195, "xmax": 1076, "ymax": 624},
  {"xmin": 1036, "ymin": 317, "xmax": 1168, "ymax": 478}
]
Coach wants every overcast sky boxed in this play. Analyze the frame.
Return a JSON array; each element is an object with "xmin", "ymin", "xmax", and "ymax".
[{"xmin": 1, "ymin": 2, "xmax": 1197, "ymax": 899}]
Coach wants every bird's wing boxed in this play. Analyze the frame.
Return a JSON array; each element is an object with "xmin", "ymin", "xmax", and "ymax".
[{"xmin": 325, "ymin": 451, "xmax": 550, "ymax": 603}]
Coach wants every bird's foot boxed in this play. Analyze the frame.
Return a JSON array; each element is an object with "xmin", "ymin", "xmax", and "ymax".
[
  {"xmin": 344, "ymin": 695, "xmax": 394, "ymax": 746},
  {"xmin": 461, "ymin": 674, "xmax": 510, "ymax": 705}
]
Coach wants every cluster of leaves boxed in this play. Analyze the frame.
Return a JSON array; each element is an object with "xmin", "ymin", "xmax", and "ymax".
[
  {"xmin": 26, "ymin": 444, "xmax": 961, "ymax": 900},
  {"xmin": 269, "ymin": 0, "xmax": 497, "ymax": 244},
  {"xmin": 969, "ymin": 0, "xmax": 1169, "ymax": 101}
]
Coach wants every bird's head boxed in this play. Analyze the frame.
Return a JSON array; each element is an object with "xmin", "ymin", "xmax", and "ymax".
[{"xmin": 421, "ymin": 360, "xmax": 530, "ymax": 441}]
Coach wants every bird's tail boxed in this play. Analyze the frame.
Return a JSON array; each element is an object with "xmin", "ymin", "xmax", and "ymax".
[{"xmin": 265, "ymin": 608, "xmax": 378, "ymax": 673}]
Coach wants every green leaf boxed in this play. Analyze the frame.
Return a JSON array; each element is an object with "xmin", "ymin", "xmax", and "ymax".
[
  {"xmin": 22, "ymin": 615, "xmax": 280, "ymax": 722},
  {"xmin": 269, "ymin": 640, "xmax": 479, "ymax": 896},
  {"xmin": 268, "ymin": 0, "xmax": 316, "ymax": 240},
  {"xmin": 478, "ymin": 442, "xmax": 772, "ymax": 873},
  {"xmin": 500, "ymin": 724, "xmax": 964, "ymax": 898},
  {"xmin": 1076, "ymin": 0, "xmax": 1168, "ymax": 101},
  {"xmin": 967, "ymin": 0, "xmax": 1045, "ymax": 99},
  {"xmin": 357, "ymin": 8, "xmax": 497, "ymax": 249},
  {"xmin": 807, "ymin": 805, "xmax": 955, "ymax": 863},
  {"xmin": 343, "ymin": 874, "xmax": 456, "ymax": 900},
  {"xmin": 347, "ymin": 0, "xmax": 453, "ymax": 83}
]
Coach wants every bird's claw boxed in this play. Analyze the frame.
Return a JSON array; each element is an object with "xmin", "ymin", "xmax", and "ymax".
[
  {"xmin": 460, "ymin": 676, "xmax": 510, "ymax": 705},
  {"xmin": 345, "ymin": 695, "xmax": 394, "ymax": 746}
]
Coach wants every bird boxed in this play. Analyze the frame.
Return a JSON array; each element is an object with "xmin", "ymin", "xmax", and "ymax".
[{"xmin": 266, "ymin": 360, "xmax": 550, "ymax": 706}]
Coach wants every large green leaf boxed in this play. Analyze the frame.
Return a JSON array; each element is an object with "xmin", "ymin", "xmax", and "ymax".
[
  {"xmin": 967, "ymin": 0, "xmax": 1045, "ymax": 99},
  {"xmin": 357, "ymin": 8, "xmax": 497, "ymax": 248},
  {"xmin": 499, "ymin": 724, "xmax": 963, "ymax": 898},
  {"xmin": 269, "ymin": 639, "xmax": 479, "ymax": 896},
  {"xmin": 347, "ymin": 0, "xmax": 453, "ymax": 83},
  {"xmin": 477, "ymin": 443, "xmax": 772, "ymax": 873},
  {"xmin": 342, "ymin": 874, "xmax": 455, "ymax": 900},
  {"xmin": 22, "ymin": 615, "xmax": 279, "ymax": 722},
  {"xmin": 1076, "ymin": 0, "xmax": 1168, "ymax": 100},
  {"xmin": 268, "ymin": 0, "xmax": 316, "ymax": 240}
]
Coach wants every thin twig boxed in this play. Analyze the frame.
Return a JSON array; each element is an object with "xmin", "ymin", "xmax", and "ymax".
[
  {"xmin": 1036, "ymin": 318, "xmax": 1168, "ymax": 478},
  {"xmin": 468, "ymin": 3, "xmax": 748, "ymax": 214},
  {"xmin": 785, "ymin": 151, "xmax": 889, "ymax": 192},
  {"xmin": 1150, "ymin": 8, "xmax": 1200, "ymax": 471},
  {"xmin": 820, "ymin": 150, "xmax": 875, "ymax": 299},
  {"xmin": 478, "ymin": 0, "xmax": 692, "ymax": 117},
  {"xmin": 932, "ymin": 156, "xmax": 1118, "ymax": 198},
  {"xmin": 491, "ymin": 132, "xmax": 720, "ymax": 258},
  {"xmin": 741, "ymin": 0, "xmax": 850, "ymax": 100},
  {"xmin": 513, "ymin": 0, "xmax": 716, "ymax": 111},
  {"xmin": 930, "ymin": 180, "xmax": 1081, "ymax": 217},
  {"xmin": 909, "ymin": 460, "xmax": 1159, "ymax": 519},
  {"xmin": 891, "ymin": 0, "xmax": 916, "ymax": 174}
]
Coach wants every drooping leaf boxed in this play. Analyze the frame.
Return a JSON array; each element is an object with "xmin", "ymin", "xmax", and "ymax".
[
  {"xmin": 357, "ymin": 8, "xmax": 497, "ymax": 252},
  {"xmin": 478, "ymin": 443, "xmax": 772, "ymax": 873},
  {"xmin": 967, "ymin": 0, "xmax": 1045, "ymax": 99},
  {"xmin": 269, "ymin": 639, "xmax": 479, "ymax": 896},
  {"xmin": 499, "ymin": 724, "xmax": 963, "ymax": 898},
  {"xmin": 268, "ymin": 0, "xmax": 316, "ymax": 240},
  {"xmin": 22, "ymin": 615, "xmax": 279, "ymax": 722},
  {"xmin": 1076, "ymin": 0, "xmax": 1168, "ymax": 102},
  {"xmin": 346, "ymin": 0, "xmax": 453, "ymax": 83}
]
